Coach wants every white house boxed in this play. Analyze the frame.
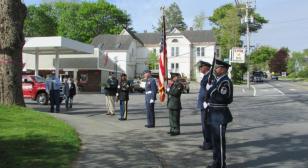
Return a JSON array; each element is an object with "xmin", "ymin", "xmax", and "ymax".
[{"xmin": 93, "ymin": 28, "xmax": 219, "ymax": 81}]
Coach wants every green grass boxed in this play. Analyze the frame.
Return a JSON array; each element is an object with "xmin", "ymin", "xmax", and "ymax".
[{"xmin": 0, "ymin": 105, "xmax": 80, "ymax": 168}]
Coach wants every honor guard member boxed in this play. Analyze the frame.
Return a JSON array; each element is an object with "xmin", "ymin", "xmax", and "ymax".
[
  {"xmin": 206, "ymin": 59, "xmax": 233, "ymax": 168},
  {"xmin": 144, "ymin": 70, "xmax": 158, "ymax": 128},
  {"xmin": 46, "ymin": 71, "xmax": 62, "ymax": 113},
  {"xmin": 117, "ymin": 73, "xmax": 130, "ymax": 120},
  {"xmin": 196, "ymin": 61, "xmax": 213, "ymax": 150},
  {"xmin": 166, "ymin": 73, "xmax": 184, "ymax": 136}
]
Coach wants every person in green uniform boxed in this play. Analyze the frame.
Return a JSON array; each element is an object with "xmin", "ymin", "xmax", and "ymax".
[{"xmin": 166, "ymin": 73, "xmax": 184, "ymax": 136}]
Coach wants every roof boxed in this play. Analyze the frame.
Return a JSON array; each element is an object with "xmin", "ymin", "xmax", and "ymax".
[
  {"xmin": 91, "ymin": 34, "xmax": 134, "ymax": 50},
  {"xmin": 23, "ymin": 36, "xmax": 94, "ymax": 55},
  {"xmin": 91, "ymin": 30, "xmax": 216, "ymax": 50},
  {"xmin": 182, "ymin": 30, "xmax": 216, "ymax": 43},
  {"xmin": 136, "ymin": 33, "xmax": 161, "ymax": 45}
]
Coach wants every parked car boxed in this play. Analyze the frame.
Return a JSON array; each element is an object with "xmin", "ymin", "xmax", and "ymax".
[
  {"xmin": 252, "ymin": 71, "xmax": 264, "ymax": 83},
  {"xmin": 128, "ymin": 79, "xmax": 145, "ymax": 93},
  {"xmin": 22, "ymin": 75, "xmax": 64, "ymax": 105}
]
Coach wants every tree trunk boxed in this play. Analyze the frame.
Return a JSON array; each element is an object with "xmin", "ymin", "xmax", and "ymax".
[{"xmin": 0, "ymin": 0, "xmax": 27, "ymax": 106}]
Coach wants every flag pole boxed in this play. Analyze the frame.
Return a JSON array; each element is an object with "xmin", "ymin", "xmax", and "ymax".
[{"xmin": 162, "ymin": 8, "xmax": 168, "ymax": 93}]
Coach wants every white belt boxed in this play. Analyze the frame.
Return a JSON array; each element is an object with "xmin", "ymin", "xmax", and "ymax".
[{"xmin": 145, "ymin": 91, "xmax": 152, "ymax": 94}]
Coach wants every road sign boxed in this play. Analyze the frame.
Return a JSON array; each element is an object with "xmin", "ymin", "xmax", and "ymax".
[{"xmin": 230, "ymin": 47, "xmax": 245, "ymax": 63}]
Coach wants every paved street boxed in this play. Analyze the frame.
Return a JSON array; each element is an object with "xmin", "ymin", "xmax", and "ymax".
[{"xmin": 27, "ymin": 80, "xmax": 308, "ymax": 168}]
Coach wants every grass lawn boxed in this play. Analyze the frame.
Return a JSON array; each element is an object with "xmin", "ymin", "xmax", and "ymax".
[{"xmin": 0, "ymin": 105, "xmax": 80, "ymax": 168}]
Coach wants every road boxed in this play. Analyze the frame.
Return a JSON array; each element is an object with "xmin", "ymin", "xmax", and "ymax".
[{"xmin": 27, "ymin": 80, "xmax": 308, "ymax": 168}]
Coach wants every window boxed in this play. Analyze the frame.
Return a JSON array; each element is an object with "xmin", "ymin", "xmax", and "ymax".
[
  {"xmin": 175, "ymin": 63, "xmax": 179, "ymax": 73},
  {"xmin": 196, "ymin": 47, "xmax": 205, "ymax": 57},
  {"xmin": 201, "ymin": 47, "xmax": 205, "ymax": 57},
  {"xmin": 153, "ymin": 48, "xmax": 156, "ymax": 54},
  {"xmin": 196, "ymin": 47, "xmax": 200, "ymax": 56},
  {"xmin": 171, "ymin": 63, "xmax": 174, "ymax": 71},
  {"xmin": 172, "ymin": 39, "xmax": 178, "ymax": 43},
  {"xmin": 172, "ymin": 47, "xmax": 179, "ymax": 57}
]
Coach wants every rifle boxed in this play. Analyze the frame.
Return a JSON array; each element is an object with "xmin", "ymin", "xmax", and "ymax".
[{"xmin": 208, "ymin": 52, "xmax": 216, "ymax": 85}]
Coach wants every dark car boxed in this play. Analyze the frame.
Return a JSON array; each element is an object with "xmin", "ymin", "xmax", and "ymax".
[{"xmin": 252, "ymin": 71, "xmax": 264, "ymax": 83}]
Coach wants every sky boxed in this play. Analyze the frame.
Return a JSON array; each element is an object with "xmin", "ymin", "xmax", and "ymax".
[{"xmin": 23, "ymin": 0, "xmax": 308, "ymax": 52}]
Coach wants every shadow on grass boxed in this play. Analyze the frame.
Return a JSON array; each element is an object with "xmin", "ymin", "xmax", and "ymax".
[{"xmin": 0, "ymin": 134, "xmax": 79, "ymax": 168}]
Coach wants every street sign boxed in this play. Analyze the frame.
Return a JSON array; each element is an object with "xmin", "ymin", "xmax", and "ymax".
[{"xmin": 230, "ymin": 47, "xmax": 245, "ymax": 63}]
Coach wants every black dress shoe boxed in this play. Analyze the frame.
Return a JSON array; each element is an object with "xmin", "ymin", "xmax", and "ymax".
[
  {"xmin": 170, "ymin": 132, "xmax": 180, "ymax": 136},
  {"xmin": 199, "ymin": 145, "xmax": 213, "ymax": 150},
  {"xmin": 106, "ymin": 113, "xmax": 111, "ymax": 115}
]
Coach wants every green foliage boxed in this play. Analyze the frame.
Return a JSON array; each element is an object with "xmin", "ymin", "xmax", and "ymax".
[
  {"xmin": 193, "ymin": 12, "xmax": 206, "ymax": 30},
  {"xmin": 148, "ymin": 52, "xmax": 158, "ymax": 70},
  {"xmin": 24, "ymin": 5, "xmax": 57, "ymax": 37},
  {"xmin": 209, "ymin": 3, "xmax": 268, "ymax": 57},
  {"xmin": 0, "ymin": 105, "xmax": 80, "ymax": 168},
  {"xmin": 287, "ymin": 51, "xmax": 307, "ymax": 74},
  {"xmin": 249, "ymin": 46, "xmax": 276, "ymax": 70},
  {"xmin": 24, "ymin": 1, "xmax": 131, "ymax": 43},
  {"xmin": 297, "ymin": 67, "xmax": 308, "ymax": 78},
  {"xmin": 231, "ymin": 63, "xmax": 247, "ymax": 84},
  {"xmin": 155, "ymin": 2, "xmax": 187, "ymax": 32}
]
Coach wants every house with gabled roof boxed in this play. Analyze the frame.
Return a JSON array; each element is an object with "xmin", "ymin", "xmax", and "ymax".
[{"xmin": 93, "ymin": 28, "xmax": 219, "ymax": 81}]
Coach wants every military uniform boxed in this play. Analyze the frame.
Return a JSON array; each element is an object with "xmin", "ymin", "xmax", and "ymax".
[
  {"xmin": 144, "ymin": 77, "xmax": 157, "ymax": 128},
  {"xmin": 207, "ymin": 60, "xmax": 233, "ymax": 168},
  {"xmin": 197, "ymin": 61, "xmax": 213, "ymax": 149},
  {"xmin": 167, "ymin": 79, "xmax": 184, "ymax": 135},
  {"xmin": 117, "ymin": 79, "xmax": 130, "ymax": 120}
]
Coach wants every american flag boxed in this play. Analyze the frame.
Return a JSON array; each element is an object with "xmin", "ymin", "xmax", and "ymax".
[{"xmin": 158, "ymin": 15, "xmax": 167, "ymax": 102}]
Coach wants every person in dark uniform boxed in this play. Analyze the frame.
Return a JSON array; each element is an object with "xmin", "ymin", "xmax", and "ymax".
[
  {"xmin": 196, "ymin": 61, "xmax": 213, "ymax": 150},
  {"xmin": 46, "ymin": 71, "xmax": 62, "ymax": 113},
  {"xmin": 143, "ymin": 70, "xmax": 157, "ymax": 128},
  {"xmin": 63, "ymin": 77, "xmax": 76, "ymax": 110},
  {"xmin": 104, "ymin": 72, "xmax": 118, "ymax": 115},
  {"xmin": 166, "ymin": 73, "xmax": 184, "ymax": 136},
  {"xmin": 117, "ymin": 73, "xmax": 130, "ymax": 120},
  {"xmin": 206, "ymin": 59, "xmax": 233, "ymax": 168}
]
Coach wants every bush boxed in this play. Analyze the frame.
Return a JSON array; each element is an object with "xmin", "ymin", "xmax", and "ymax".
[{"xmin": 297, "ymin": 67, "xmax": 308, "ymax": 78}]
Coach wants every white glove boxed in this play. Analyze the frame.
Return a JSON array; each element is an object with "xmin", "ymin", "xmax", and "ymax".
[
  {"xmin": 166, "ymin": 88, "xmax": 170, "ymax": 92},
  {"xmin": 206, "ymin": 83, "xmax": 213, "ymax": 90},
  {"xmin": 150, "ymin": 99, "xmax": 154, "ymax": 103},
  {"xmin": 203, "ymin": 102, "xmax": 208, "ymax": 109},
  {"xmin": 116, "ymin": 93, "xmax": 119, "ymax": 97},
  {"xmin": 117, "ymin": 85, "xmax": 120, "ymax": 89}
]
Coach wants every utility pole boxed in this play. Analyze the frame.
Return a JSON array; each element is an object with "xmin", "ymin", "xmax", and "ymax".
[{"xmin": 242, "ymin": 0, "xmax": 255, "ymax": 88}]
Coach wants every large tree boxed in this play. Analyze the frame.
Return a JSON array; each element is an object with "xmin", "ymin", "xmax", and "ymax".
[
  {"xmin": 155, "ymin": 2, "xmax": 187, "ymax": 32},
  {"xmin": 209, "ymin": 3, "xmax": 268, "ymax": 57},
  {"xmin": 269, "ymin": 48, "xmax": 289, "ymax": 74},
  {"xmin": 249, "ymin": 46, "xmax": 276, "ymax": 70},
  {"xmin": 0, "ymin": 0, "xmax": 26, "ymax": 106},
  {"xmin": 24, "ymin": 4, "xmax": 57, "ymax": 37},
  {"xmin": 23, "ymin": 0, "xmax": 131, "ymax": 43},
  {"xmin": 58, "ymin": 0, "xmax": 132, "ymax": 43}
]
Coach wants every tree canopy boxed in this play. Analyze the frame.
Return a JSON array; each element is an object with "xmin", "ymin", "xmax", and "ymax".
[
  {"xmin": 209, "ymin": 3, "xmax": 268, "ymax": 57},
  {"xmin": 269, "ymin": 48, "xmax": 289, "ymax": 74},
  {"xmin": 249, "ymin": 46, "xmax": 276, "ymax": 70},
  {"xmin": 193, "ymin": 12, "xmax": 206, "ymax": 30},
  {"xmin": 155, "ymin": 2, "xmax": 187, "ymax": 32},
  {"xmin": 24, "ymin": 0, "xmax": 132, "ymax": 43}
]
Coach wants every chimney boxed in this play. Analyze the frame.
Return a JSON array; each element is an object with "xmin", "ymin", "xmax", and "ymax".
[
  {"xmin": 190, "ymin": 27, "xmax": 193, "ymax": 31},
  {"xmin": 144, "ymin": 30, "xmax": 147, "ymax": 33}
]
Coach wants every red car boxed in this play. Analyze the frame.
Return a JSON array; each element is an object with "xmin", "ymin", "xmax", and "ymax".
[{"xmin": 22, "ymin": 75, "xmax": 63, "ymax": 105}]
